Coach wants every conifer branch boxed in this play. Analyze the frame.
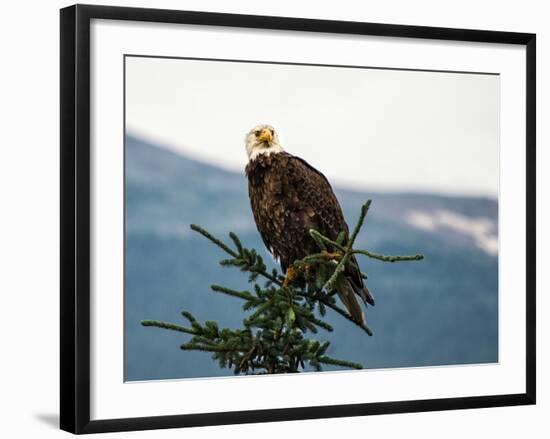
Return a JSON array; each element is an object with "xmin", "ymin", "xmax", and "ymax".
[
  {"xmin": 352, "ymin": 249, "xmax": 424, "ymax": 262},
  {"xmin": 321, "ymin": 201, "xmax": 370, "ymax": 291},
  {"xmin": 318, "ymin": 356, "xmax": 363, "ymax": 370},
  {"xmin": 309, "ymin": 230, "xmax": 346, "ymax": 253},
  {"xmin": 144, "ymin": 200, "xmax": 423, "ymax": 375},
  {"xmin": 210, "ymin": 284, "xmax": 257, "ymax": 301},
  {"xmin": 350, "ymin": 200, "xmax": 371, "ymax": 244},
  {"xmin": 191, "ymin": 224, "xmax": 282, "ymax": 286},
  {"xmin": 141, "ymin": 320, "xmax": 197, "ymax": 335},
  {"xmin": 190, "ymin": 224, "xmax": 238, "ymax": 258},
  {"xmin": 181, "ymin": 344, "xmax": 248, "ymax": 353}
]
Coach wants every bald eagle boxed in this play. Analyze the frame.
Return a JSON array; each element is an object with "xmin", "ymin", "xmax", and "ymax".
[{"xmin": 244, "ymin": 124, "xmax": 374, "ymax": 324}]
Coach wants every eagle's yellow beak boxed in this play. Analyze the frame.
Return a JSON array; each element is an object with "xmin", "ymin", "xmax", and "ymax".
[{"xmin": 257, "ymin": 128, "xmax": 273, "ymax": 143}]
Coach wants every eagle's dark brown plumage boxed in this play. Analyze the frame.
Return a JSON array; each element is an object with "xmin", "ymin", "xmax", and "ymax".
[{"xmin": 245, "ymin": 147, "xmax": 374, "ymax": 324}]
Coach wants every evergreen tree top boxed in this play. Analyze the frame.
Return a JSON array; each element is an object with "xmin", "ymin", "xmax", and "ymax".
[{"xmin": 142, "ymin": 200, "xmax": 423, "ymax": 375}]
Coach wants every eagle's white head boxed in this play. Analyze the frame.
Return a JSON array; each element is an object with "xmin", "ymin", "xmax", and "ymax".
[{"xmin": 245, "ymin": 124, "xmax": 284, "ymax": 161}]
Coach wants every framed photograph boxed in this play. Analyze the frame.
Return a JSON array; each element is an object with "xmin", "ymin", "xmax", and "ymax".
[{"xmin": 60, "ymin": 4, "xmax": 536, "ymax": 434}]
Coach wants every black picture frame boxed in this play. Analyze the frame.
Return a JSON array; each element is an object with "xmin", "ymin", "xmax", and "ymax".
[{"xmin": 60, "ymin": 4, "xmax": 536, "ymax": 434}]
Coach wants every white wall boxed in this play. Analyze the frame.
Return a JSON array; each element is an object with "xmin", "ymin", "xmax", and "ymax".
[{"xmin": 0, "ymin": 0, "xmax": 546, "ymax": 438}]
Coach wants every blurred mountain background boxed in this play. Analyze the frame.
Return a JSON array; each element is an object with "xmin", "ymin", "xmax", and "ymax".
[{"xmin": 124, "ymin": 134, "xmax": 498, "ymax": 381}]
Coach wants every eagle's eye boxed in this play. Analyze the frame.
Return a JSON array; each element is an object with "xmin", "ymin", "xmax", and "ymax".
[{"xmin": 254, "ymin": 130, "xmax": 260, "ymax": 136}]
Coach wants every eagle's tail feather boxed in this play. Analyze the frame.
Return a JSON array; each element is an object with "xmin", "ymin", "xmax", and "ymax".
[
  {"xmin": 335, "ymin": 273, "xmax": 365, "ymax": 324},
  {"xmin": 356, "ymin": 284, "xmax": 375, "ymax": 307}
]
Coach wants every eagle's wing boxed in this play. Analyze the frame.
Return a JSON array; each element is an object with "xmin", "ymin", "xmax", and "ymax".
[
  {"xmin": 247, "ymin": 152, "xmax": 374, "ymax": 322},
  {"xmin": 285, "ymin": 155, "xmax": 375, "ymax": 308},
  {"xmin": 284, "ymin": 155, "xmax": 348, "ymax": 240}
]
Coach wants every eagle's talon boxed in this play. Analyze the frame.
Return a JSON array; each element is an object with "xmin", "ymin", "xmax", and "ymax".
[
  {"xmin": 297, "ymin": 262, "xmax": 309, "ymax": 272},
  {"xmin": 283, "ymin": 266, "xmax": 297, "ymax": 287},
  {"xmin": 321, "ymin": 250, "xmax": 342, "ymax": 260}
]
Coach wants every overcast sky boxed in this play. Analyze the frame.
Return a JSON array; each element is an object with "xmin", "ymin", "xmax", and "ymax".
[{"xmin": 126, "ymin": 56, "xmax": 499, "ymax": 197}]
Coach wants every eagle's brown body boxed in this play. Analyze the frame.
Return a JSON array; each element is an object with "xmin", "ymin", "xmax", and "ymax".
[
  {"xmin": 245, "ymin": 151, "xmax": 374, "ymax": 322},
  {"xmin": 246, "ymin": 152, "xmax": 345, "ymax": 270}
]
